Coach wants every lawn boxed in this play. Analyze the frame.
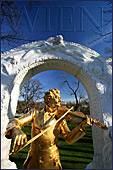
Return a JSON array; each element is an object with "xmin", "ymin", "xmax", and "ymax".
[{"xmin": 9, "ymin": 121, "xmax": 94, "ymax": 169}]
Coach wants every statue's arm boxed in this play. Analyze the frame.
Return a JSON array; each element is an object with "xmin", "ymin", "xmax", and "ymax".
[
  {"xmin": 60, "ymin": 119, "xmax": 87, "ymax": 144},
  {"xmin": 56, "ymin": 107, "xmax": 86, "ymax": 123},
  {"xmin": 5, "ymin": 110, "xmax": 37, "ymax": 139},
  {"xmin": 5, "ymin": 110, "xmax": 37, "ymax": 154}
]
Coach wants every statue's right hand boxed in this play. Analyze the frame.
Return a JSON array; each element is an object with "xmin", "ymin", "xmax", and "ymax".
[{"xmin": 11, "ymin": 128, "xmax": 27, "ymax": 154}]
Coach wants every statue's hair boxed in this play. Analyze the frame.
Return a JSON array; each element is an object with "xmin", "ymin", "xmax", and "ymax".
[{"xmin": 44, "ymin": 88, "xmax": 61, "ymax": 105}]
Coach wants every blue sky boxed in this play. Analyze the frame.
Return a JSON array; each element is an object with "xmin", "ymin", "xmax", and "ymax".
[
  {"xmin": 2, "ymin": 1, "xmax": 112, "ymax": 103},
  {"xmin": 32, "ymin": 70, "xmax": 87, "ymax": 103},
  {"xmin": 15, "ymin": 1, "xmax": 111, "ymax": 56},
  {"xmin": 2, "ymin": 1, "xmax": 111, "ymax": 55}
]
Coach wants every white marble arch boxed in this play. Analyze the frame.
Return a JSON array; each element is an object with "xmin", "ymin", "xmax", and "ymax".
[{"xmin": 1, "ymin": 35, "xmax": 112, "ymax": 169}]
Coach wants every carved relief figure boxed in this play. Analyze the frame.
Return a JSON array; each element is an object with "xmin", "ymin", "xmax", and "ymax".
[{"xmin": 5, "ymin": 88, "xmax": 107, "ymax": 169}]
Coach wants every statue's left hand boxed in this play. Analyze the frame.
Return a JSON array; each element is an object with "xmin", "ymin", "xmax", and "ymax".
[{"xmin": 79, "ymin": 115, "xmax": 94, "ymax": 129}]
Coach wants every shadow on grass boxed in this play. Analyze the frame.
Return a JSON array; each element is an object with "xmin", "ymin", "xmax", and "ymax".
[
  {"xmin": 58, "ymin": 137, "xmax": 93, "ymax": 143},
  {"xmin": 9, "ymin": 157, "xmax": 25, "ymax": 169},
  {"xmin": 61, "ymin": 159, "xmax": 90, "ymax": 164},
  {"xmin": 60, "ymin": 154, "xmax": 93, "ymax": 159},
  {"xmin": 10, "ymin": 157, "xmax": 25, "ymax": 161},
  {"xmin": 59, "ymin": 146, "xmax": 94, "ymax": 154},
  {"xmin": 18, "ymin": 150, "xmax": 29, "ymax": 154}
]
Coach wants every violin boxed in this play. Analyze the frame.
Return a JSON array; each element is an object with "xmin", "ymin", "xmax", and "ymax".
[{"xmin": 55, "ymin": 107, "xmax": 108, "ymax": 131}]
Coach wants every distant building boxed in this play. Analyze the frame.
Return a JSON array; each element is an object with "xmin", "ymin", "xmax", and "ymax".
[{"xmin": 16, "ymin": 101, "xmax": 44, "ymax": 114}]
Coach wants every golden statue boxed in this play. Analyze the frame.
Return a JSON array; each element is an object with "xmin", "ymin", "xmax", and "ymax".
[{"xmin": 5, "ymin": 89, "xmax": 108, "ymax": 169}]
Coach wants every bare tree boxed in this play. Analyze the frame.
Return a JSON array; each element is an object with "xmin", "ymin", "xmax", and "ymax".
[
  {"xmin": 1, "ymin": 1, "xmax": 37, "ymax": 52},
  {"xmin": 19, "ymin": 79, "xmax": 44, "ymax": 111},
  {"xmin": 60, "ymin": 73, "xmax": 86, "ymax": 111},
  {"xmin": 1, "ymin": 1, "xmax": 23, "ymax": 51},
  {"xmin": 89, "ymin": 1, "xmax": 112, "ymax": 57}
]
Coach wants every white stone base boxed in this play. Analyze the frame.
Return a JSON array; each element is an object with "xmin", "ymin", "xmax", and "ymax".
[{"xmin": 1, "ymin": 159, "xmax": 17, "ymax": 169}]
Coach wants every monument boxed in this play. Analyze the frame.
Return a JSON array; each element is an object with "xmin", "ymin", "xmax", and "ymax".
[
  {"xmin": 6, "ymin": 88, "xmax": 102, "ymax": 169},
  {"xmin": 1, "ymin": 35, "xmax": 112, "ymax": 169}
]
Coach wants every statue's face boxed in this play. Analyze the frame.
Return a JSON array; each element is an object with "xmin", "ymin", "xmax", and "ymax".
[
  {"xmin": 48, "ymin": 94, "xmax": 61, "ymax": 108},
  {"xmin": 44, "ymin": 89, "xmax": 62, "ymax": 109}
]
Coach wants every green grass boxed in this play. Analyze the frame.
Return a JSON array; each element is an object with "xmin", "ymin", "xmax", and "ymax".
[
  {"xmin": 9, "ymin": 121, "xmax": 94, "ymax": 169},
  {"xmin": 58, "ymin": 121, "xmax": 94, "ymax": 169}
]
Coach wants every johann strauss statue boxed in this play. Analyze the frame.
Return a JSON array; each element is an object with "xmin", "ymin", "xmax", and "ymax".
[{"xmin": 5, "ymin": 89, "xmax": 107, "ymax": 169}]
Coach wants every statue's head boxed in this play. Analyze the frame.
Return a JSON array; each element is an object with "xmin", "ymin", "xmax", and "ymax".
[{"xmin": 44, "ymin": 88, "xmax": 61, "ymax": 109}]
